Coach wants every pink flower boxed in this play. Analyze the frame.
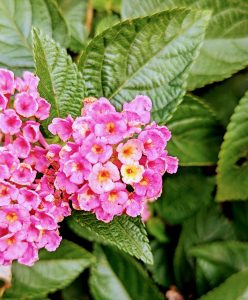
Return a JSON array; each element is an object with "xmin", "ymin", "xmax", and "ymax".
[
  {"xmin": 0, "ymin": 165, "xmax": 10, "ymax": 181},
  {"xmin": 100, "ymin": 182, "xmax": 128, "ymax": 215},
  {"xmin": 147, "ymin": 152, "xmax": 167, "ymax": 175},
  {"xmin": 95, "ymin": 207, "xmax": 114, "ymax": 223},
  {"xmin": 141, "ymin": 203, "xmax": 151, "ymax": 222},
  {"xmin": 123, "ymin": 95, "xmax": 152, "ymax": 125},
  {"xmin": 83, "ymin": 97, "xmax": 116, "ymax": 117},
  {"xmin": 165, "ymin": 155, "xmax": 179, "ymax": 174},
  {"xmin": 95, "ymin": 112, "xmax": 127, "ymax": 144},
  {"xmin": 36, "ymin": 229, "xmax": 62, "ymax": 251},
  {"xmin": 0, "ymin": 207, "xmax": 29, "ymax": 233},
  {"xmin": 14, "ymin": 92, "xmax": 38, "ymax": 118},
  {"xmin": 134, "ymin": 169, "xmax": 162, "ymax": 200},
  {"xmin": 0, "ymin": 69, "xmax": 15, "ymax": 94},
  {"xmin": 116, "ymin": 139, "xmax": 143, "ymax": 164},
  {"xmin": 63, "ymin": 153, "xmax": 92, "ymax": 184},
  {"xmin": 24, "ymin": 146, "xmax": 49, "ymax": 173},
  {"xmin": 121, "ymin": 163, "xmax": 144, "ymax": 184},
  {"xmin": 146, "ymin": 122, "xmax": 171, "ymax": 142},
  {"xmin": 72, "ymin": 184, "xmax": 100, "ymax": 211},
  {"xmin": 54, "ymin": 172, "xmax": 78, "ymax": 194},
  {"xmin": 35, "ymin": 98, "xmax": 51, "ymax": 120},
  {"xmin": 88, "ymin": 162, "xmax": 120, "ymax": 194},
  {"xmin": 17, "ymin": 188, "xmax": 40, "ymax": 210},
  {"xmin": 18, "ymin": 242, "xmax": 38, "ymax": 266},
  {"xmin": 48, "ymin": 115, "xmax": 74, "ymax": 142},
  {"xmin": 0, "ymin": 182, "xmax": 18, "ymax": 206},
  {"xmin": 138, "ymin": 129, "xmax": 166, "ymax": 160},
  {"xmin": 72, "ymin": 116, "xmax": 93, "ymax": 143},
  {"xmin": 125, "ymin": 193, "xmax": 143, "ymax": 217},
  {"xmin": 22, "ymin": 121, "xmax": 40, "ymax": 143},
  {"xmin": 15, "ymin": 72, "xmax": 39, "ymax": 94},
  {"xmin": 11, "ymin": 163, "xmax": 36, "ymax": 185},
  {"xmin": 0, "ymin": 93, "xmax": 8, "ymax": 110},
  {"xmin": 13, "ymin": 136, "xmax": 31, "ymax": 158},
  {"xmin": 80, "ymin": 134, "xmax": 113, "ymax": 164},
  {"xmin": 0, "ymin": 109, "xmax": 22, "ymax": 134}
]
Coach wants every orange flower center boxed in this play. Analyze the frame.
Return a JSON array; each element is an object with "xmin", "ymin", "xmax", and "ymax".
[
  {"xmin": 92, "ymin": 144, "xmax": 104, "ymax": 154},
  {"xmin": 7, "ymin": 236, "xmax": 16, "ymax": 246},
  {"xmin": 106, "ymin": 122, "xmax": 115, "ymax": 134},
  {"xmin": 140, "ymin": 176, "xmax": 149, "ymax": 186},
  {"xmin": 98, "ymin": 170, "xmax": 110, "ymax": 182},
  {"xmin": 122, "ymin": 146, "xmax": 133, "ymax": 157},
  {"xmin": 6, "ymin": 212, "xmax": 18, "ymax": 222},
  {"xmin": 0, "ymin": 185, "xmax": 8, "ymax": 197},
  {"xmin": 108, "ymin": 191, "xmax": 118, "ymax": 202}
]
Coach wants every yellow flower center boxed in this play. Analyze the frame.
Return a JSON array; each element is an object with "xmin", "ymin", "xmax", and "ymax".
[
  {"xmin": 6, "ymin": 212, "xmax": 18, "ymax": 222},
  {"xmin": 98, "ymin": 170, "xmax": 110, "ymax": 182},
  {"xmin": 108, "ymin": 191, "xmax": 118, "ymax": 202}
]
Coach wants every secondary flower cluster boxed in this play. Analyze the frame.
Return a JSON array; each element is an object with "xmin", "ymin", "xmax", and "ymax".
[
  {"xmin": 49, "ymin": 96, "xmax": 178, "ymax": 223},
  {"xmin": 0, "ymin": 69, "xmax": 70, "ymax": 266}
]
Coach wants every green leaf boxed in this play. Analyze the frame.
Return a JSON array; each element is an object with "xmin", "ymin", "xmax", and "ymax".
[
  {"xmin": 78, "ymin": 9, "xmax": 210, "ymax": 123},
  {"xmin": 90, "ymin": 244, "xmax": 163, "ymax": 300},
  {"xmin": 93, "ymin": 0, "xmax": 121, "ymax": 13},
  {"xmin": 217, "ymin": 91, "xmax": 248, "ymax": 201},
  {"xmin": 174, "ymin": 204, "xmax": 236, "ymax": 290},
  {"xmin": 122, "ymin": 0, "xmax": 248, "ymax": 90},
  {"xmin": 146, "ymin": 217, "xmax": 169, "ymax": 243},
  {"xmin": 57, "ymin": 0, "xmax": 88, "ymax": 52},
  {"xmin": 155, "ymin": 167, "xmax": 215, "ymax": 224},
  {"xmin": 95, "ymin": 15, "xmax": 120, "ymax": 36},
  {"xmin": 3, "ymin": 240, "xmax": 95, "ymax": 299},
  {"xmin": 167, "ymin": 95, "xmax": 224, "ymax": 165},
  {"xmin": 190, "ymin": 241, "xmax": 248, "ymax": 295},
  {"xmin": 195, "ymin": 70, "xmax": 248, "ymax": 127},
  {"xmin": 32, "ymin": 28, "xmax": 85, "ymax": 128},
  {"xmin": 0, "ymin": 0, "xmax": 69, "ymax": 74},
  {"xmin": 70, "ymin": 211, "xmax": 153, "ymax": 264},
  {"xmin": 198, "ymin": 269, "xmax": 248, "ymax": 300},
  {"xmin": 232, "ymin": 202, "xmax": 248, "ymax": 241}
]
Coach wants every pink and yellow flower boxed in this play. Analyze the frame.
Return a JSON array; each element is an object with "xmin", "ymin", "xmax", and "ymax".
[{"xmin": 121, "ymin": 163, "xmax": 144, "ymax": 184}]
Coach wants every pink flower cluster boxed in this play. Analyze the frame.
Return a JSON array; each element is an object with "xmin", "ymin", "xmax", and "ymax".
[
  {"xmin": 0, "ymin": 69, "xmax": 70, "ymax": 266},
  {"xmin": 49, "ymin": 96, "xmax": 178, "ymax": 223}
]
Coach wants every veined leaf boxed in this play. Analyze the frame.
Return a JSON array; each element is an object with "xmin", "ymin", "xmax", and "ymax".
[
  {"xmin": 3, "ymin": 240, "xmax": 95, "ymax": 299},
  {"xmin": 174, "ymin": 204, "xmax": 236, "ymax": 290},
  {"xmin": 90, "ymin": 245, "xmax": 163, "ymax": 300},
  {"xmin": 198, "ymin": 269, "xmax": 248, "ymax": 300},
  {"xmin": 32, "ymin": 28, "xmax": 85, "ymax": 128},
  {"xmin": 78, "ymin": 9, "xmax": 210, "ymax": 123},
  {"xmin": 0, "ymin": 0, "xmax": 69, "ymax": 74},
  {"xmin": 167, "ymin": 95, "xmax": 224, "ymax": 166},
  {"xmin": 155, "ymin": 167, "xmax": 215, "ymax": 225},
  {"xmin": 122, "ymin": 0, "xmax": 248, "ymax": 90},
  {"xmin": 57, "ymin": 0, "xmax": 88, "ymax": 52},
  {"xmin": 217, "ymin": 91, "xmax": 248, "ymax": 201},
  {"xmin": 70, "ymin": 211, "xmax": 153, "ymax": 264}
]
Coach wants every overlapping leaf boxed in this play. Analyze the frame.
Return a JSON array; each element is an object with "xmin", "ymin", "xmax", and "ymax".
[
  {"xmin": 70, "ymin": 211, "xmax": 153, "ymax": 264},
  {"xmin": 167, "ymin": 95, "xmax": 224, "ymax": 165},
  {"xmin": 32, "ymin": 28, "xmax": 84, "ymax": 128},
  {"xmin": 217, "ymin": 91, "xmax": 248, "ymax": 201},
  {"xmin": 3, "ymin": 240, "xmax": 94, "ymax": 299},
  {"xmin": 122, "ymin": 0, "xmax": 248, "ymax": 90},
  {"xmin": 0, "ymin": 0, "xmax": 69, "ymax": 74},
  {"xmin": 78, "ymin": 9, "xmax": 210, "ymax": 123},
  {"xmin": 90, "ymin": 245, "xmax": 163, "ymax": 300}
]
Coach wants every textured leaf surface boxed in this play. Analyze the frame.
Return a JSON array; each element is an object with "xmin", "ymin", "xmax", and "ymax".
[
  {"xmin": 78, "ymin": 9, "xmax": 210, "ymax": 123},
  {"xmin": 33, "ymin": 29, "xmax": 84, "ymax": 128},
  {"xmin": 0, "ymin": 0, "xmax": 69, "ymax": 74},
  {"xmin": 217, "ymin": 91, "xmax": 248, "ymax": 201},
  {"xmin": 167, "ymin": 95, "xmax": 224, "ymax": 165},
  {"xmin": 57, "ymin": 0, "xmax": 88, "ymax": 52},
  {"xmin": 70, "ymin": 211, "xmax": 153, "ymax": 264},
  {"xmin": 90, "ymin": 245, "xmax": 163, "ymax": 300},
  {"xmin": 198, "ymin": 269, "xmax": 248, "ymax": 300},
  {"xmin": 156, "ymin": 167, "xmax": 215, "ymax": 224},
  {"xmin": 174, "ymin": 204, "xmax": 236, "ymax": 289},
  {"xmin": 3, "ymin": 240, "xmax": 95, "ymax": 299},
  {"xmin": 122, "ymin": 0, "xmax": 248, "ymax": 90},
  {"xmin": 190, "ymin": 241, "xmax": 248, "ymax": 294}
]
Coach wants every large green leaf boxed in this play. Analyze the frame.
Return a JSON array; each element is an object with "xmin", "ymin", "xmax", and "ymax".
[
  {"xmin": 90, "ymin": 245, "xmax": 163, "ymax": 300},
  {"xmin": 190, "ymin": 241, "xmax": 248, "ymax": 295},
  {"xmin": 232, "ymin": 202, "xmax": 248, "ymax": 241},
  {"xmin": 155, "ymin": 167, "xmax": 215, "ymax": 225},
  {"xmin": 57, "ymin": 0, "xmax": 88, "ymax": 52},
  {"xmin": 78, "ymin": 9, "xmax": 210, "ymax": 123},
  {"xmin": 217, "ymin": 91, "xmax": 248, "ymax": 201},
  {"xmin": 0, "ymin": 0, "xmax": 69, "ymax": 74},
  {"xmin": 122, "ymin": 0, "xmax": 248, "ymax": 90},
  {"xmin": 174, "ymin": 204, "xmax": 236, "ymax": 291},
  {"xmin": 3, "ymin": 240, "xmax": 95, "ymax": 299},
  {"xmin": 198, "ymin": 269, "xmax": 248, "ymax": 300},
  {"xmin": 32, "ymin": 28, "xmax": 85, "ymax": 128},
  {"xmin": 167, "ymin": 95, "xmax": 224, "ymax": 165},
  {"xmin": 70, "ymin": 211, "xmax": 153, "ymax": 264}
]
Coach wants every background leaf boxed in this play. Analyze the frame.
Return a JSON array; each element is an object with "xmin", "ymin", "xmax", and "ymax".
[
  {"xmin": 32, "ymin": 28, "xmax": 85, "ymax": 129},
  {"xmin": 3, "ymin": 240, "xmax": 95, "ymax": 299},
  {"xmin": 89, "ymin": 244, "xmax": 163, "ymax": 300},
  {"xmin": 167, "ymin": 95, "xmax": 224, "ymax": 165},
  {"xmin": 0, "ymin": 0, "xmax": 69, "ymax": 74},
  {"xmin": 78, "ymin": 8, "xmax": 210, "ymax": 123},
  {"xmin": 217, "ymin": 91, "xmax": 248, "ymax": 201},
  {"xmin": 70, "ymin": 211, "xmax": 153, "ymax": 264},
  {"xmin": 122, "ymin": 0, "xmax": 248, "ymax": 90}
]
